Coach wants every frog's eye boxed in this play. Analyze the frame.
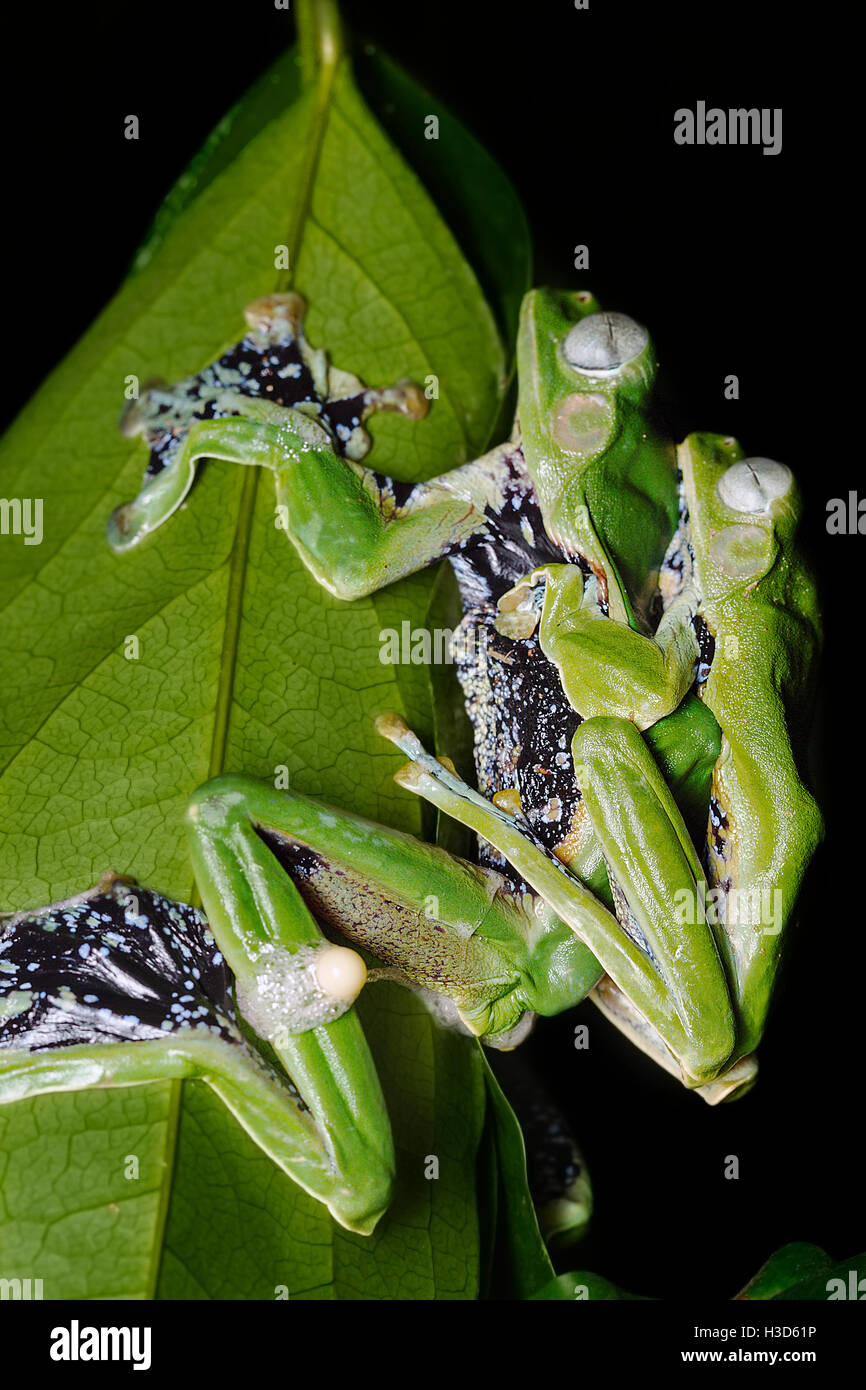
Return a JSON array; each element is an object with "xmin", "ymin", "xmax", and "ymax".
[
  {"xmin": 716, "ymin": 457, "xmax": 792, "ymax": 513},
  {"xmin": 562, "ymin": 312, "xmax": 648, "ymax": 374}
]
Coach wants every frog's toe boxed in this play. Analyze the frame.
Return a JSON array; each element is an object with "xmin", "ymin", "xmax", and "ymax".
[
  {"xmin": 393, "ymin": 380, "xmax": 429, "ymax": 421},
  {"xmin": 107, "ymin": 499, "xmax": 147, "ymax": 553},
  {"xmin": 119, "ymin": 377, "xmax": 166, "ymax": 438},
  {"xmin": 363, "ymin": 379, "xmax": 429, "ymax": 422},
  {"xmin": 693, "ymin": 1053, "xmax": 759, "ymax": 1105},
  {"xmin": 243, "ymin": 292, "xmax": 306, "ymax": 336}
]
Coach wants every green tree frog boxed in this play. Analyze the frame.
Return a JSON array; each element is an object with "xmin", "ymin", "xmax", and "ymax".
[{"xmin": 0, "ymin": 289, "xmax": 822, "ymax": 1234}]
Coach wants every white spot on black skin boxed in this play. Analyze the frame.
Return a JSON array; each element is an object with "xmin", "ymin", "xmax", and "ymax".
[
  {"xmin": 0, "ymin": 879, "xmax": 306, "ymax": 1108},
  {"xmin": 0, "ymin": 882, "xmax": 233, "ymax": 1046},
  {"xmin": 692, "ymin": 615, "xmax": 716, "ymax": 687}
]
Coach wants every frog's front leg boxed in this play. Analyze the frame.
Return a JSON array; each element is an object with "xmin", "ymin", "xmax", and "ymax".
[
  {"xmin": 108, "ymin": 414, "xmax": 279, "ymax": 552},
  {"xmin": 108, "ymin": 289, "xmax": 504, "ymax": 593},
  {"xmin": 272, "ymin": 438, "xmax": 511, "ymax": 600},
  {"xmin": 109, "ymin": 391, "xmax": 506, "ymax": 598},
  {"xmin": 500, "ymin": 562, "xmax": 700, "ymax": 730}
]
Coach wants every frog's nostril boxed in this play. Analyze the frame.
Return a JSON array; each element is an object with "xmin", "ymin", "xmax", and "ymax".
[
  {"xmin": 562, "ymin": 311, "xmax": 647, "ymax": 373},
  {"xmin": 716, "ymin": 457, "xmax": 792, "ymax": 513}
]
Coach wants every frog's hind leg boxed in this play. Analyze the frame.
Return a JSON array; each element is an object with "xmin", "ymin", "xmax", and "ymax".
[
  {"xmin": 186, "ymin": 774, "xmax": 602, "ymax": 1049},
  {"xmin": 179, "ymin": 772, "xmax": 603, "ymax": 1227},
  {"xmin": 376, "ymin": 711, "xmax": 740, "ymax": 1091},
  {"xmin": 571, "ymin": 716, "xmax": 742, "ymax": 1089},
  {"xmin": 590, "ymin": 975, "xmax": 757, "ymax": 1105}
]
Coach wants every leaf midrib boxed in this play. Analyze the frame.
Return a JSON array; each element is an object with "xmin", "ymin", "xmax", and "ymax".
[
  {"xmin": 204, "ymin": 48, "xmax": 339, "ymax": 793},
  {"xmin": 154, "ymin": 45, "xmax": 340, "ymax": 1302}
]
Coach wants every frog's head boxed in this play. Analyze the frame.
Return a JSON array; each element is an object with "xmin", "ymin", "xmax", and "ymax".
[
  {"xmin": 516, "ymin": 290, "xmax": 656, "ymax": 540},
  {"xmin": 678, "ymin": 434, "xmax": 800, "ymax": 601},
  {"xmin": 516, "ymin": 289, "xmax": 677, "ymax": 612}
]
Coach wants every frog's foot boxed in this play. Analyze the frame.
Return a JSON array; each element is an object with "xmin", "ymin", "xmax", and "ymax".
[
  {"xmin": 524, "ymin": 563, "xmax": 700, "ymax": 731},
  {"xmin": 244, "ymin": 290, "xmax": 428, "ymax": 461},
  {"xmin": 358, "ymin": 380, "xmax": 429, "ymax": 423},
  {"xmin": 108, "ymin": 291, "xmax": 431, "ymax": 552},
  {"xmin": 494, "ymin": 571, "xmax": 545, "ymax": 640},
  {"xmin": 590, "ymin": 975, "xmax": 758, "ymax": 1104}
]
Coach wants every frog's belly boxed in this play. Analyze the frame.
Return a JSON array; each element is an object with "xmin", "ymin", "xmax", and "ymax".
[
  {"xmin": 444, "ymin": 451, "xmax": 586, "ymax": 889},
  {"xmin": 451, "ymin": 600, "xmax": 583, "ymax": 890}
]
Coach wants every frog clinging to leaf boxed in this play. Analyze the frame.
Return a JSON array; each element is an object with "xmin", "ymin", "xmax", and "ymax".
[{"xmin": 0, "ymin": 288, "xmax": 821, "ymax": 1234}]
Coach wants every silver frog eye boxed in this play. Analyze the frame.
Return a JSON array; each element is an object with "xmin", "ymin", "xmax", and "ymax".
[
  {"xmin": 562, "ymin": 311, "xmax": 648, "ymax": 374},
  {"xmin": 716, "ymin": 458, "xmax": 792, "ymax": 513}
]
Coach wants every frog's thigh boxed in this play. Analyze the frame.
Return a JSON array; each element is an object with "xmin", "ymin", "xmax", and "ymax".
[
  {"xmin": 186, "ymin": 774, "xmax": 592, "ymax": 1041},
  {"xmin": 572, "ymin": 716, "xmax": 737, "ymax": 1084}
]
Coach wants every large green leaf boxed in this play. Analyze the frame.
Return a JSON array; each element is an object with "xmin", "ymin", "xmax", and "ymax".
[
  {"xmin": 478, "ymin": 1059, "xmax": 556, "ymax": 1299},
  {"xmin": 0, "ymin": 3, "xmax": 530, "ymax": 1299}
]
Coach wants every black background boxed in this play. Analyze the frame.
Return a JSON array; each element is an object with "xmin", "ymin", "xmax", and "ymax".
[{"xmin": 2, "ymin": 1, "xmax": 856, "ymax": 1300}]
